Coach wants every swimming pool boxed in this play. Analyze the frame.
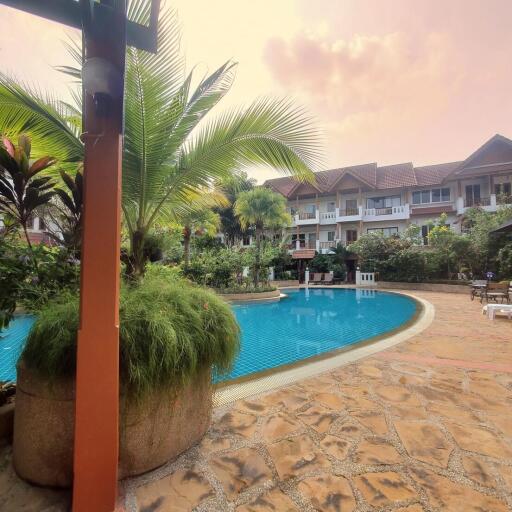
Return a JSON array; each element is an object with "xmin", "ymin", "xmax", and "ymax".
[
  {"xmin": 219, "ymin": 288, "xmax": 417, "ymax": 383},
  {"xmin": 0, "ymin": 288, "xmax": 417, "ymax": 384}
]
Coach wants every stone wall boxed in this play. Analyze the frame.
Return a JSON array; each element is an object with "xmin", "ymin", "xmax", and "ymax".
[{"xmin": 377, "ymin": 281, "xmax": 469, "ymax": 294}]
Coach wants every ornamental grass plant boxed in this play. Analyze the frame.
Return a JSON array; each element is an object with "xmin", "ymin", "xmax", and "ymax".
[{"xmin": 21, "ymin": 275, "xmax": 240, "ymax": 399}]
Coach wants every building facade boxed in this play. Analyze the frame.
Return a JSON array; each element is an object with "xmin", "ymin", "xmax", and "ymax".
[{"xmin": 265, "ymin": 134, "xmax": 512, "ymax": 256}]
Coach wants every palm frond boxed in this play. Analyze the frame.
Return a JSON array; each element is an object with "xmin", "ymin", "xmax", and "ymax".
[{"xmin": 0, "ymin": 74, "xmax": 83, "ymax": 165}]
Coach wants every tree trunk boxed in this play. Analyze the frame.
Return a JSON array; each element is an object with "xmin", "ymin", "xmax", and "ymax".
[
  {"xmin": 183, "ymin": 226, "xmax": 192, "ymax": 266},
  {"xmin": 254, "ymin": 226, "xmax": 262, "ymax": 287},
  {"xmin": 128, "ymin": 229, "xmax": 147, "ymax": 281}
]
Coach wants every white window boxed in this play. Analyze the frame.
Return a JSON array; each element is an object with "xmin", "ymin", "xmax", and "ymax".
[
  {"xmin": 326, "ymin": 201, "xmax": 336, "ymax": 213},
  {"xmin": 412, "ymin": 188, "xmax": 450, "ymax": 204},
  {"xmin": 367, "ymin": 196, "xmax": 401, "ymax": 209},
  {"xmin": 367, "ymin": 227, "xmax": 399, "ymax": 237}
]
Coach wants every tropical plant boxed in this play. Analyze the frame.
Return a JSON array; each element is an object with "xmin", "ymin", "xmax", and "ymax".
[
  {"xmin": 43, "ymin": 168, "xmax": 83, "ymax": 254},
  {"xmin": 0, "ymin": 135, "xmax": 55, "ymax": 251},
  {"xmin": 234, "ymin": 188, "xmax": 291, "ymax": 285},
  {"xmin": 22, "ymin": 275, "xmax": 240, "ymax": 398},
  {"xmin": 216, "ymin": 171, "xmax": 256, "ymax": 246},
  {"xmin": 0, "ymin": 2, "xmax": 322, "ymax": 280},
  {"xmin": 182, "ymin": 209, "xmax": 221, "ymax": 266}
]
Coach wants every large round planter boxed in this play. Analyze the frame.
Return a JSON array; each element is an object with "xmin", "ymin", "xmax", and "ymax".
[{"xmin": 13, "ymin": 363, "xmax": 212, "ymax": 487}]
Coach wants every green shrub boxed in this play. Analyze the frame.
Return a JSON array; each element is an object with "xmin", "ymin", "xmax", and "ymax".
[
  {"xmin": 21, "ymin": 276, "xmax": 240, "ymax": 399},
  {"xmin": 216, "ymin": 284, "xmax": 277, "ymax": 294}
]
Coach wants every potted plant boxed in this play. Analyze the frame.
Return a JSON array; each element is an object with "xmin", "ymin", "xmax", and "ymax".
[{"xmin": 12, "ymin": 275, "xmax": 239, "ymax": 487}]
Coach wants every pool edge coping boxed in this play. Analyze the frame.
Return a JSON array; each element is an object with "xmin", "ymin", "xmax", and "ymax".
[{"xmin": 213, "ymin": 290, "xmax": 434, "ymax": 407}]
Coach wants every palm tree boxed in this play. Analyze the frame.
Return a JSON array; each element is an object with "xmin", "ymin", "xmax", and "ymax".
[
  {"xmin": 0, "ymin": 2, "xmax": 322, "ymax": 279},
  {"xmin": 0, "ymin": 135, "xmax": 56, "ymax": 251},
  {"xmin": 181, "ymin": 208, "xmax": 221, "ymax": 266},
  {"xmin": 234, "ymin": 187, "xmax": 291, "ymax": 286}
]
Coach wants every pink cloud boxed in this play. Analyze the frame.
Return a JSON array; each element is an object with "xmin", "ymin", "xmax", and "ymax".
[{"xmin": 263, "ymin": 6, "xmax": 512, "ymax": 167}]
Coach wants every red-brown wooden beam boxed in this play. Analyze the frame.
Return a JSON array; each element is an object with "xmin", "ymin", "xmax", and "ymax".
[{"xmin": 73, "ymin": 2, "xmax": 126, "ymax": 511}]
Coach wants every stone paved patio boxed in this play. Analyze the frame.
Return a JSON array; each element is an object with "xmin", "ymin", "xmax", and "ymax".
[{"xmin": 1, "ymin": 291, "xmax": 512, "ymax": 511}]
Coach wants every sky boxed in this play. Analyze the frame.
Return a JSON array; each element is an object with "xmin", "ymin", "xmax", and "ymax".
[{"xmin": 1, "ymin": 0, "xmax": 512, "ymax": 183}]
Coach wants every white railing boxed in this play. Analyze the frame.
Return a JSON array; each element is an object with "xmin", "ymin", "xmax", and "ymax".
[
  {"xmin": 319, "ymin": 211, "xmax": 336, "ymax": 223},
  {"xmin": 336, "ymin": 206, "xmax": 363, "ymax": 221},
  {"xmin": 363, "ymin": 204, "xmax": 410, "ymax": 220},
  {"xmin": 294, "ymin": 211, "xmax": 319, "ymax": 224},
  {"xmin": 355, "ymin": 270, "xmax": 375, "ymax": 286},
  {"xmin": 457, "ymin": 194, "xmax": 497, "ymax": 214}
]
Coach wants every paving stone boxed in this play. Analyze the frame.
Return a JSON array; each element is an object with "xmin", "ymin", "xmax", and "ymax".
[
  {"xmin": 375, "ymin": 384, "xmax": 422, "ymax": 407},
  {"xmin": 261, "ymin": 387, "xmax": 310, "ymax": 411},
  {"xmin": 215, "ymin": 411, "xmax": 258, "ymax": 439},
  {"xmin": 236, "ymin": 399, "xmax": 272, "ymax": 415},
  {"xmin": 332, "ymin": 418, "xmax": 365, "ymax": 440},
  {"xmin": 462, "ymin": 455, "xmax": 496, "ymax": 488},
  {"xmin": 444, "ymin": 422, "xmax": 512, "ymax": 460},
  {"xmin": 349, "ymin": 410, "xmax": 388, "ymax": 435},
  {"xmin": 267, "ymin": 434, "xmax": 330, "ymax": 480},
  {"xmin": 297, "ymin": 404, "xmax": 338, "ymax": 434},
  {"xmin": 389, "ymin": 404, "xmax": 429, "ymax": 421},
  {"xmin": 427, "ymin": 402, "xmax": 481, "ymax": 425},
  {"xmin": 488, "ymin": 414, "xmax": 512, "ymax": 438},
  {"xmin": 357, "ymin": 364, "xmax": 383, "ymax": 379},
  {"xmin": 236, "ymin": 488, "xmax": 298, "ymax": 512},
  {"xmin": 260, "ymin": 412, "xmax": 302, "ymax": 442},
  {"xmin": 395, "ymin": 505, "xmax": 424, "ymax": 512},
  {"xmin": 209, "ymin": 447, "xmax": 272, "ymax": 500},
  {"xmin": 298, "ymin": 474, "xmax": 356, "ymax": 512},
  {"xmin": 410, "ymin": 467, "xmax": 508, "ymax": 512},
  {"xmin": 198, "ymin": 435, "xmax": 232, "ymax": 455},
  {"xmin": 354, "ymin": 471, "xmax": 417, "ymax": 507},
  {"xmin": 394, "ymin": 420, "xmax": 453, "ymax": 468},
  {"xmin": 353, "ymin": 438, "xmax": 402, "ymax": 465},
  {"xmin": 497, "ymin": 464, "xmax": 512, "ymax": 489},
  {"xmin": 314, "ymin": 392, "xmax": 345, "ymax": 411},
  {"xmin": 320, "ymin": 435, "xmax": 351, "ymax": 460},
  {"xmin": 136, "ymin": 468, "xmax": 214, "ymax": 512}
]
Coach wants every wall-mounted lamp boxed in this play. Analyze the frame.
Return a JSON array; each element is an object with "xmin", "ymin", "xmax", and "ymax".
[{"xmin": 82, "ymin": 57, "xmax": 123, "ymax": 117}]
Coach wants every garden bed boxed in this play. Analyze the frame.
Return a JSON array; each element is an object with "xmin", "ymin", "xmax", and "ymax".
[{"xmin": 219, "ymin": 288, "xmax": 281, "ymax": 302}]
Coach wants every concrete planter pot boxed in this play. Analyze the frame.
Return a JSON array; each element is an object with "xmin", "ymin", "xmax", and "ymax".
[
  {"xmin": 13, "ymin": 362, "xmax": 212, "ymax": 488},
  {"xmin": 0, "ymin": 402, "xmax": 15, "ymax": 443}
]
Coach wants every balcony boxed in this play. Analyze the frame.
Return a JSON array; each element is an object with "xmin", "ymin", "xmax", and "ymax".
[
  {"xmin": 363, "ymin": 204, "xmax": 410, "ymax": 221},
  {"xmin": 336, "ymin": 206, "xmax": 363, "ymax": 222},
  {"xmin": 319, "ymin": 211, "xmax": 336, "ymax": 224},
  {"xmin": 293, "ymin": 211, "xmax": 319, "ymax": 226},
  {"xmin": 456, "ymin": 195, "xmax": 497, "ymax": 214}
]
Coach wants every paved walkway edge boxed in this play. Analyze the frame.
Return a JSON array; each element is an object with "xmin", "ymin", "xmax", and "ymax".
[{"xmin": 214, "ymin": 292, "xmax": 435, "ymax": 406}]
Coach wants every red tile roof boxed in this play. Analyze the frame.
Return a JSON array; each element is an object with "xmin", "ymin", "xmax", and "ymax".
[{"xmin": 264, "ymin": 134, "xmax": 512, "ymax": 198}]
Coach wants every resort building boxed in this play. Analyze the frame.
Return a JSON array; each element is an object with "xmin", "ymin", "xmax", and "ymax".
[{"xmin": 265, "ymin": 134, "xmax": 512, "ymax": 257}]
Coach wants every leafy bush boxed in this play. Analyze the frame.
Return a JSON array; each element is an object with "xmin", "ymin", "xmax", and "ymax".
[
  {"xmin": 0, "ymin": 240, "xmax": 80, "ymax": 326},
  {"xmin": 21, "ymin": 276, "xmax": 240, "ymax": 399},
  {"xmin": 216, "ymin": 283, "xmax": 277, "ymax": 294}
]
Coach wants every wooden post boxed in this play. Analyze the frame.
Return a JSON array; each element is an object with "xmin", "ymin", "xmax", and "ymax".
[{"xmin": 73, "ymin": 4, "xmax": 126, "ymax": 511}]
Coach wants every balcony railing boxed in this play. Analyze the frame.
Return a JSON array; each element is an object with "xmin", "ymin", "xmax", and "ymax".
[
  {"xmin": 338, "ymin": 208, "xmax": 359, "ymax": 216},
  {"xmin": 319, "ymin": 211, "xmax": 336, "ymax": 222},
  {"xmin": 464, "ymin": 197, "xmax": 491, "ymax": 208},
  {"xmin": 297, "ymin": 211, "xmax": 316, "ymax": 220},
  {"xmin": 319, "ymin": 241, "xmax": 336, "ymax": 249}
]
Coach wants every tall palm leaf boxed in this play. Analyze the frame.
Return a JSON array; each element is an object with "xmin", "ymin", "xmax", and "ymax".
[
  {"xmin": 0, "ymin": 1, "xmax": 323, "ymax": 279},
  {"xmin": 234, "ymin": 187, "xmax": 291, "ymax": 286}
]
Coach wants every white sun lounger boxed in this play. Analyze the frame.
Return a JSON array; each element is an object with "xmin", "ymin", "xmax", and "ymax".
[{"xmin": 483, "ymin": 303, "xmax": 512, "ymax": 320}]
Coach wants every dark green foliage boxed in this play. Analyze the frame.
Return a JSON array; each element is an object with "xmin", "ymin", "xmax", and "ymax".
[
  {"xmin": 0, "ymin": 240, "xmax": 80, "ymax": 328},
  {"xmin": 378, "ymin": 248, "xmax": 427, "ymax": 282},
  {"xmin": 21, "ymin": 276, "xmax": 240, "ymax": 398},
  {"xmin": 0, "ymin": 135, "xmax": 56, "ymax": 250},
  {"xmin": 309, "ymin": 249, "xmax": 347, "ymax": 279}
]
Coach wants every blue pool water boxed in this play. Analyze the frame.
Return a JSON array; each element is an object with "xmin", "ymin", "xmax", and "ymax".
[
  {"xmin": 217, "ymin": 288, "xmax": 417, "ymax": 383},
  {"xmin": 0, "ymin": 315, "xmax": 34, "ymax": 382},
  {"xmin": 0, "ymin": 289, "xmax": 417, "ymax": 384}
]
